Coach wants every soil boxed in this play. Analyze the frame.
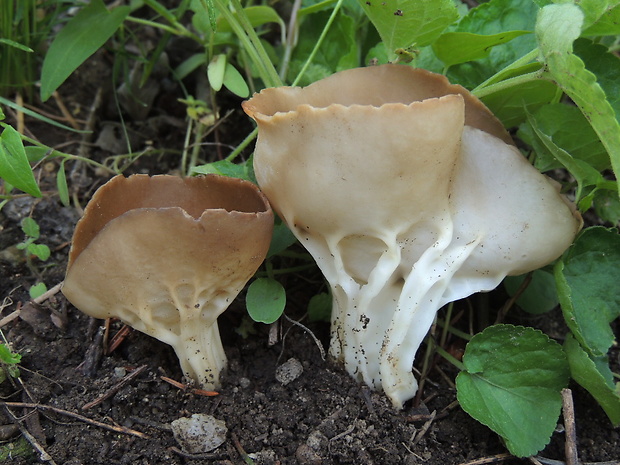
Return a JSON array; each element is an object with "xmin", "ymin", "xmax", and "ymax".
[{"xmin": 1, "ymin": 20, "xmax": 619, "ymax": 465}]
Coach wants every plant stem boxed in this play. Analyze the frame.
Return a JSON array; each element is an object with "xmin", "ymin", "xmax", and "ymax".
[
  {"xmin": 291, "ymin": 0, "xmax": 345, "ymax": 86},
  {"xmin": 472, "ymin": 70, "xmax": 543, "ymax": 99},
  {"xmin": 225, "ymin": 127, "xmax": 258, "ymax": 162},
  {"xmin": 434, "ymin": 343, "xmax": 466, "ymax": 372}
]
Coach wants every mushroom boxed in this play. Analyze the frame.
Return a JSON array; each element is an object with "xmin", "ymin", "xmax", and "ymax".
[
  {"xmin": 62, "ymin": 174, "xmax": 273, "ymax": 389},
  {"xmin": 242, "ymin": 64, "xmax": 582, "ymax": 408}
]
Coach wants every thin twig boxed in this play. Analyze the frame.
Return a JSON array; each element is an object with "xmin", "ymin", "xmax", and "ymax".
[
  {"xmin": 457, "ymin": 453, "xmax": 513, "ymax": 465},
  {"xmin": 282, "ymin": 314, "xmax": 326, "ymax": 361},
  {"xmin": 82, "ymin": 365, "xmax": 148, "ymax": 410},
  {"xmin": 562, "ymin": 388, "xmax": 579, "ymax": 465},
  {"xmin": 2, "ymin": 402, "xmax": 149, "ymax": 439},
  {"xmin": 411, "ymin": 410, "xmax": 436, "ymax": 446},
  {"xmin": 231, "ymin": 431, "xmax": 254, "ymax": 464},
  {"xmin": 2, "ymin": 403, "xmax": 58, "ymax": 464}
]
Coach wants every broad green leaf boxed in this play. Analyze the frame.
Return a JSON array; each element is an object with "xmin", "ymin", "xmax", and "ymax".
[
  {"xmin": 40, "ymin": 0, "xmax": 130, "ymax": 101},
  {"xmin": 0, "ymin": 125, "xmax": 41, "ymax": 197},
  {"xmin": 481, "ymin": 78, "xmax": 561, "ymax": 128},
  {"xmin": 447, "ymin": 0, "xmax": 538, "ymax": 88},
  {"xmin": 222, "ymin": 62, "xmax": 249, "ymax": 98},
  {"xmin": 536, "ymin": 4, "xmax": 620, "ymax": 196},
  {"xmin": 308, "ymin": 292, "xmax": 332, "ymax": 322},
  {"xmin": 573, "ymin": 39, "xmax": 620, "ymax": 122},
  {"xmin": 267, "ymin": 222, "xmax": 298, "ymax": 258},
  {"xmin": 359, "ymin": 0, "xmax": 458, "ymax": 58},
  {"xmin": 531, "ymin": 0, "xmax": 617, "ymax": 31},
  {"xmin": 433, "ymin": 31, "xmax": 530, "ymax": 68},
  {"xmin": 56, "ymin": 161, "xmax": 70, "ymax": 207},
  {"xmin": 207, "ymin": 54, "xmax": 227, "ymax": 91},
  {"xmin": 594, "ymin": 189, "xmax": 620, "ymax": 225},
  {"xmin": 246, "ymin": 278, "xmax": 286, "ymax": 324},
  {"xmin": 525, "ymin": 111, "xmax": 603, "ymax": 204},
  {"xmin": 21, "ymin": 217, "xmax": 40, "ymax": 239},
  {"xmin": 583, "ymin": 4, "xmax": 620, "ymax": 36},
  {"xmin": 456, "ymin": 324, "xmax": 569, "ymax": 457},
  {"xmin": 564, "ymin": 333, "xmax": 620, "ymax": 426},
  {"xmin": 520, "ymin": 103, "xmax": 609, "ymax": 172},
  {"xmin": 554, "ymin": 227, "xmax": 620, "ymax": 357},
  {"xmin": 503, "ymin": 269, "xmax": 558, "ymax": 315}
]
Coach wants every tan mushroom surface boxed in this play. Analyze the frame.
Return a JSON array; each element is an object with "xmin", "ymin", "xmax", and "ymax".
[
  {"xmin": 62, "ymin": 174, "xmax": 273, "ymax": 389},
  {"xmin": 243, "ymin": 64, "xmax": 582, "ymax": 408}
]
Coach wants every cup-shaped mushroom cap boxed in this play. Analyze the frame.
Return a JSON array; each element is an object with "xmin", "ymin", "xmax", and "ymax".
[
  {"xmin": 243, "ymin": 64, "xmax": 582, "ymax": 408},
  {"xmin": 62, "ymin": 174, "xmax": 273, "ymax": 389},
  {"xmin": 242, "ymin": 63, "xmax": 513, "ymax": 146}
]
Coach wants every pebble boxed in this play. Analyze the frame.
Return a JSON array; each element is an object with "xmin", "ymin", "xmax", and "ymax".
[
  {"xmin": 170, "ymin": 413, "xmax": 227, "ymax": 453},
  {"xmin": 275, "ymin": 358, "xmax": 303, "ymax": 385}
]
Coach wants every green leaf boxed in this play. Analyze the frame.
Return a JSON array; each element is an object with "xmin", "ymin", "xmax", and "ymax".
[
  {"xmin": 246, "ymin": 278, "xmax": 286, "ymax": 324},
  {"xmin": 21, "ymin": 217, "xmax": 40, "ymax": 239},
  {"xmin": 525, "ymin": 110, "xmax": 604, "ymax": 204},
  {"xmin": 433, "ymin": 31, "xmax": 530, "ymax": 68},
  {"xmin": 308, "ymin": 292, "xmax": 332, "ymax": 322},
  {"xmin": 554, "ymin": 227, "xmax": 620, "ymax": 357},
  {"xmin": 503, "ymin": 269, "xmax": 558, "ymax": 315},
  {"xmin": 446, "ymin": 0, "xmax": 538, "ymax": 88},
  {"xmin": 207, "ymin": 54, "xmax": 227, "ymax": 91},
  {"xmin": 573, "ymin": 39, "xmax": 620, "ymax": 123},
  {"xmin": 175, "ymin": 53, "xmax": 208, "ymax": 80},
  {"xmin": 594, "ymin": 189, "xmax": 620, "ymax": 225},
  {"xmin": 27, "ymin": 243, "xmax": 51, "ymax": 261},
  {"xmin": 267, "ymin": 222, "xmax": 298, "ymax": 258},
  {"xmin": 29, "ymin": 283, "xmax": 48, "ymax": 300},
  {"xmin": 456, "ymin": 324, "xmax": 569, "ymax": 457},
  {"xmin": 481, "ymin": 78, "xmax": 561, "ymax": 128},
  {"xmin": 564, "ymin": 333, "xmax": 620, "ymax": 426},
  {"xmin": 583, "ymin": 4, "xmax": 620, "ymax": 36},
  {"xmin": 0, "ymin": 38, "xmax": 34, "ymax": 53},
  {"xmin": 0, "ymin": 343, "xmax": 21, "ymax": 365},
  {"xmin": 222, "ymin": 62, "xmax": 249, "ymax": 98},
  {"xmin": 191, "ymin": 159, "xmax": 253, "ymax": 182},
  {"xmin": 56, "ymin": 161, "xmax": 70, "ymax": 207},
  {"xmin": 536, "ymin": 4, "xmax": 620, "ymax": 196},
  {"xmin": 40, "ymin": 0, "xmax": 130, "ymax": 101},
  {"xmin": 520, "ymin": 103, "xmax": 610, "ymax": 173},
  {"xmin": 217, "ymin": 5, "xmax": 285, "ymax": 37},
  {"xmin": 359, "ymin": 0, "xmax": 458, "ymax": 58},
  {"xmin": 0, "ymin": 125, "xmax": 41, "ymax": 197}
]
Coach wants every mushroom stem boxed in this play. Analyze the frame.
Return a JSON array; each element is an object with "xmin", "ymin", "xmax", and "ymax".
[{"xmin": 175, "ymin": 321, "xmax": 227, "ymax": 390}]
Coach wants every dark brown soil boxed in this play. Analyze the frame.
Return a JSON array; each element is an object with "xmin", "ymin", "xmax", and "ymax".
[{"xmin": 1, "ymin": 42, "xmax": 619, "ymax": 465}]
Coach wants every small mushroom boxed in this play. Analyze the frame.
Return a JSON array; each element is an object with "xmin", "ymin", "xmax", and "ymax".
[
  {"xmin": 62, "ymin": 174, "xmax": 273, "ymax": 389},
  {"xmin": 243, "ymin": 64, "xmax": 582, "ymax": 408}
]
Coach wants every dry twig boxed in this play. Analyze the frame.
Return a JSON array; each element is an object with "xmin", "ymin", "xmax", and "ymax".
[
  {"xmin": 82, "ymin": 365, "xmax": 148, "ymax": 410},
  {"xmin": 562, "ymin": 388, "xmax": 579, "ymax": 465},
  {"xmin": 2, "ymin": 402, "xmax": 148, "ymax": 439}
]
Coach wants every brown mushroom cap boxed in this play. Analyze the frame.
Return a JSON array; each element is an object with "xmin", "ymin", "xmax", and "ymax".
[
  {"xmin": 242, "ymin": 64, "xmax": 513, "ymax": 146},
  {"xmin": 62, "ymin": 174, "xmax": 273, "ymax": 388}
]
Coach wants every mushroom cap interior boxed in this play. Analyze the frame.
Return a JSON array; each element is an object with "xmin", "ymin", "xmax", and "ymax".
[
  {"xmin": 68, "ymin": 174, "xmax": 271, "ymax": 266},
  {"xmin": 242, "ymin": 64, "xmax": 513, "ymax": 145}
]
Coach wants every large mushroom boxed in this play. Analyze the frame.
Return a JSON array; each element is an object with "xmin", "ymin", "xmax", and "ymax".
[
  {"xmin": 242, "ymin": 64, "xmax": 582, "ymax": 408},
  {"xmin": 62, "ymin": 174, "xmax": 273, "ymax": 389}
]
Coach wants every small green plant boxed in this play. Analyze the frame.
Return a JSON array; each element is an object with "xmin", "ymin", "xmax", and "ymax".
[
  {"xmin": 0, "ymin": 342, "xmax": 21, "ymax": 383},
  {"xmin": 17, "ymin": 217, "xmax": 50, "ymax": 262}
]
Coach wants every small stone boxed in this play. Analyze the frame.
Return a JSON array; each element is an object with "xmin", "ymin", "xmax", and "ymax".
[
  {"xmin": 171, "ymin": 414, "xmax": 227, "ymax": 453},
  {"xmin": 275, "ymin": 358, "xmax": 303, "ymax": 385}
]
